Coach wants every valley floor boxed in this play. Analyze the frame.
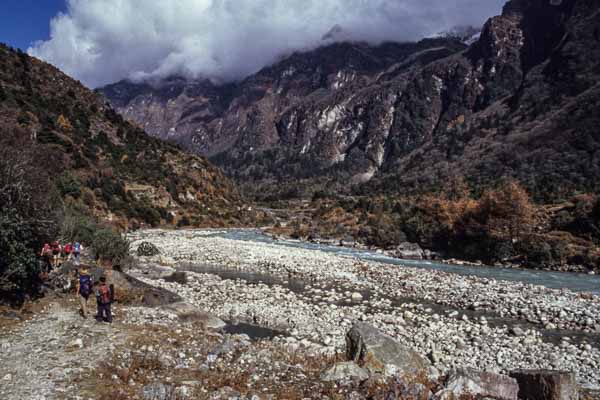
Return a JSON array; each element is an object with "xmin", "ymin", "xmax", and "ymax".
[
  {"xmin": 2, "ymin": 228, "xmax": 600, "ymax": 399},
  {"xmin": 129, "ymin": 229, "xmax": 600, "ymax": 388}
]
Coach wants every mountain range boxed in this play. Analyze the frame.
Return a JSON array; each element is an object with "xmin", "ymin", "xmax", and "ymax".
[{"xmin": 100, "ymin": 0, "xmax": 600, "ymax": 202}]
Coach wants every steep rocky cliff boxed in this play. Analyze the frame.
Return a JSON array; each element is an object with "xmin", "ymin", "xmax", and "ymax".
[
  {"xmin": 0, "ymin": 43, "xmax": 244, "ymax": 227},
  {"xmin": 100, "ymin": 0, "xmax": 600, "ymax": 201}
]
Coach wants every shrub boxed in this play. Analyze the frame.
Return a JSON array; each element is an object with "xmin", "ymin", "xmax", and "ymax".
[
  {"xmin": 521, "ymin": 238, "xmax": 554, "ymax": 268},
  {"xmin": 0, "ymin": 128, "xmax": 63, "ymax": 302},
  {"xmin": 0, "ymin": 215, "xmax": 41, "ymax": 299},
  {"xmin": 60, "ymin": 206, "xmax": 97, "ymax": 245},
  {"xmin": 177, "ymin": 216, "xmax": 190, "ymax": 227},
  {"xmin": 60, "ymin": 206, "xmax": 130, "ymax": 263},
  {"xmin": 91, "ymin": 228, "xmax": 130, "ymax": 263},
  {"xmin": 56, "ymin": 172, "xmax": 82, "ymax": 199}
]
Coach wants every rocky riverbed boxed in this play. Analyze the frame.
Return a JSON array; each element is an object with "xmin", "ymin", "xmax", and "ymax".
[{"xmin": 127, "ymin": 229, "xmax": 600, "ymax": 389}]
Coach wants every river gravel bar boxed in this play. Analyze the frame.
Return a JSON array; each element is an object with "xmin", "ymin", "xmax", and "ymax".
[{"xmin": 128, "ymin": 229, "xmax": 600, "ymax": 387}]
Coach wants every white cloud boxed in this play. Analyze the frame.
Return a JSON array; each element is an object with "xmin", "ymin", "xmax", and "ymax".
[{"xmin": 29, "ymin": 0, "xmax": 506, "ymax": 88}]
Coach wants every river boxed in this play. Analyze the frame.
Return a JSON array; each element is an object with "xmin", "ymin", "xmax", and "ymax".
[{"xmin": 198, "ymin": 229, "xmax": 600, "ymax": 295}]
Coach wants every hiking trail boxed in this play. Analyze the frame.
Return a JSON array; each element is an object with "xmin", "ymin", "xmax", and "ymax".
[{"xmin": 0, "ymin": 300, "xmax": 127, "ymax": 400}]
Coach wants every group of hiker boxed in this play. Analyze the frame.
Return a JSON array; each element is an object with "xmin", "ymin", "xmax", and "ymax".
[
  {"xmin": 40, "ymin": 239, "xmax": 113, "ymax": 323},
  {"xmin": 40, "ymin": 240, "xmax": 83, "ymax": 270},
  {"xmin": 76, "ymin": 268, "xmax": 114, "ymax": 323}
]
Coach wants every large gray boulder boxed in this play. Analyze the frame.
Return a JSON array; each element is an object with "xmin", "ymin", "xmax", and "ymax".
[
  {"xmin": 438, "ymin": 369, "xmax": 519, "ymax": 400},
  {"xmin": 321, "ymin": 361, "xmax": 369, "ymax": 382},
  {"xmin": 395, "ymin": 242, "xmax": 424, "ymax": 260},
  {"xmin": 509, "ymin": 370, "xmax": 579, "ymax": 400},
  {"xmin": 346, "ymin": 323, "xmax": 429, "ymax": 376},
  {"xmin": 137, "ymin": 242, "xmax": 161, "ymax": 257}
]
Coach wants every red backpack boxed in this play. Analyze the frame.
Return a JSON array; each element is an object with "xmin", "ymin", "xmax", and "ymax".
[
  {"xmin": 98, "ymin": 284, "xmax": 111, "ymax": 304},
  {"xmin": 65, "ymin": 244, "xmax": 73, "ymax": 254}
]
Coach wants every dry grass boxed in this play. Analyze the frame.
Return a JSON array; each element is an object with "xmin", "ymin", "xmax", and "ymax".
[{"xmin": 78, "ymin": 319, "xmax": 445, "ymax": 399}]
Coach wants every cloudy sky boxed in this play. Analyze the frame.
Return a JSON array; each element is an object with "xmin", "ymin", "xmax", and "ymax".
[{"xmin": 25, "ymin": 0, "xmax": 506, "ymax": 88}]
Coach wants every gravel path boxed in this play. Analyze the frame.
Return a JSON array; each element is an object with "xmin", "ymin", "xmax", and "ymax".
[
  {"xmin": 129, "ymin": 229, "xmax": 600, "ymax": 388},
  {"xmin": 0, "ymin": 300, "xmax": 127, "ymax": 400}
]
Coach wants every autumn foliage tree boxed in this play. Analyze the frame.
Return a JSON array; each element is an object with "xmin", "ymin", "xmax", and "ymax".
[
  {"xmin": 465, "ymin": 180, "xmax": 535, "ymax": 240},
  {"xmin": 403, "ymin": 179, "xmax": 535, "ymax": 262},
  {"xmin": 448, "ymin": 181, "xmax": 535, "ymax": 262}
]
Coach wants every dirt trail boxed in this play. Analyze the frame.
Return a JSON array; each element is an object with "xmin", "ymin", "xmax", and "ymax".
[{"xmin": 0, "ymin": 299, "xmax": 128, "ymax": 400}]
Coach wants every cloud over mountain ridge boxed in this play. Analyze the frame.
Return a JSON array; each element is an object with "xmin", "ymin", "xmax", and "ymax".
[{"xmin": 29, "ymin": 0, "xmax": 505, "ymax": 88}]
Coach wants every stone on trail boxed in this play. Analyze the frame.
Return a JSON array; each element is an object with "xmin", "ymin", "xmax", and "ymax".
[
  {"xmin": 509, "ymin": 370, "xmax": 579, "ymax": 400},
  {"xmin": 66, "ymin": 338, "xmax": 84, "ymax": 350},
  {"xmin": 351, "ymin": 292, "xmax": 363, "ymax": 302},
  {"xmin": 160, "ymin": 302, "xmax": 226, "ymax": 329},
  {"xmin": 320, "ymin": 361, "xmax": 369, "ymax": 382},
  {"xmin": 345, "ymin": 322, "xmax": 429, "ymax": 376},
  {"xmin": 438, "ymin": 368, "xmax": 519, "ymax": 400},
  {"xmin": 142, "ymin": 382, "xmax": 174, "ymax": 400},
  {"xmin": 137, "ymin": 241, "xmax": 161, "ymax": 257}
]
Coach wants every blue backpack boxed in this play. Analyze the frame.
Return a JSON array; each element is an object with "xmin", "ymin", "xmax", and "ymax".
[
  {"xmin": 79, "ymin": 275, "xmax": 92, "ymax": 296},
  {"xmin": 74, "ymin": 242, "xmax": 81, "ymax": 253}
]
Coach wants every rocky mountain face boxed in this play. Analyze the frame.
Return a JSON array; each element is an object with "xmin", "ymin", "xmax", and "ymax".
[
  {"xmin": 0, "ymin": 43, "xmax": 245, "ymax": 228},
  {"xmin": 99, "ymin": 39, "xmax": 467, "ymax": 188},
  {"xmin": 100, "ymin": 0, "xmax": 600, "ymax": 201}
]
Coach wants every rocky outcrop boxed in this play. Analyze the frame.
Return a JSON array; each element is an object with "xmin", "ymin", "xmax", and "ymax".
[
  {"xmin": 346, "ymin": 322, "xmax": 430, "ymax": 376},
  {"xmin": 394, "ymin": 242, "xmax": 424, "ymax": 260},
  {"xmin": 99, "ymin": 39, "xmax": 467, "ymax": 186},
  {"xmin": 437, "ymin": 368, "xmax": 519, "ymax": 400},
  {"xmin": 509, "ymin": 370, "xmax": 579, "ymax": 400}
]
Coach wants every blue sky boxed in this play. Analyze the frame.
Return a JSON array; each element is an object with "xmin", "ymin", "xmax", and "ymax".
[{"xmin": 1, "ymin": 0, "xmax": 65, "ymax": 50}]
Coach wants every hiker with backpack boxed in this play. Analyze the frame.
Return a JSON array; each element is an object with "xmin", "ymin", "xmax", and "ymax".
[
  {"xmin": 64, "ymin": 242, "xmax": 73, "ymax": 261},
  {"xmin": 95, "ymin": 276, "xmax": 113, "ymax": 323},
  {"xmin": 51, "ymin": 241, "xmax": 62, "ymax": 268},
  {"xmin": 77, "ymin": 269, "xmax": 93, "ymax": 319},
  {"xmin": 72, "ymin": 242, "xmax": 83, "ymax": 265},
  {"xmin": 40, "ymin": 243, "xmax": 53, "ymax": 272}
]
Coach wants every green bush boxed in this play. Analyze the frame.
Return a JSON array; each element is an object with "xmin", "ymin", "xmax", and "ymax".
[
  {"xmin": 1, "ymin": 129, "xmax": 63, "ymax": 302},
  {"xmin": 56, "ymin": 172, "xmax": 82, "ymax": 199},
  {"xmin": 90, "ymin": 228, "xmax": 130, "ymax": 263},
  {"xmin": 60, "ymin": 207, "xmax": 130, "ymax": 263},
  {"xmin": 0, "ymin": 215, "xmax": 40, "ymax": 298},
  {"xmin": 60, "ymin": 207, "xmax": 97, "ymax": 245}
]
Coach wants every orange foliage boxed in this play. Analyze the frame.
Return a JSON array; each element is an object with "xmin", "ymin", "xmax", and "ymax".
[
  {"xmin": 475, "ymin": 180, "xmax": 535, "ymax": 239},
  {"xmin": 56, "ymin": 114, "xmax": 73, "ymax": 132},
  {"xmin": 420, "ymin": 179, "xmax": 534, "ymax": 241}
]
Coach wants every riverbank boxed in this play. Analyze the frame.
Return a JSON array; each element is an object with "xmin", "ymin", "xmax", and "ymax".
[
  {"xmin": 265, "ymin": 228, "xmax": 596, "ymax": 275},
  {"xmin": 128, "ymin": 229, "xmax": 600, "ymax": 388}
]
